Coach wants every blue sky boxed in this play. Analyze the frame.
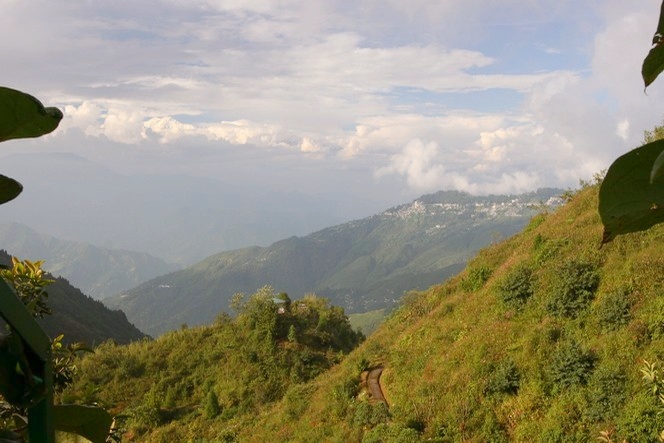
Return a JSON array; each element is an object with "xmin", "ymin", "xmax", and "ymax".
[{"xmin": 1, "ymin": 1, "xmax": 663, "ymax": 242}]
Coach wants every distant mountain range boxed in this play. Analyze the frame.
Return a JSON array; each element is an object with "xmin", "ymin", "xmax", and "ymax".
[
  {"xmin": 0, "ymin": 223, "xmax": 179, "ymax": 299},
  {"xmin": 0, "ymin": 250, "xmax": 146, "ymax": 345},
  {"xmin": 0, "ymin": 152, "xmax": 380, "ymax": 265},
  {"xmin": 105, "ymin": 188, "xmax": 562, "ymax": 336}
]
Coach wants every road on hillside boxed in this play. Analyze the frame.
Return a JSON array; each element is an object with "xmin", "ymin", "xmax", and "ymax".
[{"xmin": 367, "ymin": 366, "xmax": 387, "ymax": 405}]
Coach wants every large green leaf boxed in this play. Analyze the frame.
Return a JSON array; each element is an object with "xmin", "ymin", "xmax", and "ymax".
[
  {"xmin": 599, "ymin": 139, "xmax": 664, "ymax": 243},
  {"xmin": 0, "ymin": 87, "xmax": 62, "ymax": 143},
  {"xmin": 643, "ymin": 44, "xmax": 664, "ymax": 88},
  {"xmin": 643, "ymin": 1, "xmax": 664, "ymax": 87},
  {"xmin": 0, "ymin": 175, "xmax": 22, "ymax": 205},
  {"xmin": 53, "ymin": 405, "xmax": 113, "ymax": 443}
]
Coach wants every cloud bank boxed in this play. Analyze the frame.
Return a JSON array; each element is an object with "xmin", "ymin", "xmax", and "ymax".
[{"xmin": 1, "ymin": 0, "xmax": 662, "ymax": 202}]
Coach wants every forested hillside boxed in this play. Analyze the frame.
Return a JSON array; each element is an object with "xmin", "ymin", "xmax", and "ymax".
[
  {"xmin": 107, "ymin": 188, "xmax": 561, "ymax": 336},
  {"xmin": 0, "ymin": 250, "xmax": 146, "ymax": 345}
]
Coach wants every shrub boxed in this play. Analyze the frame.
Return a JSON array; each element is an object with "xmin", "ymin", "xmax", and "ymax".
[
  {"xmin": 353, "ymin": 401, "xmax": 389, "ymax": 429},
  {"xmin": 594, "ymin": 289, "xmax": 632, "ymax": 332},
  {"xmin": 616, "ymin": 390, "xmax": 664, "ymax": 442},
  {"xmin": 204, "ymin": 391, "xmax": 221, "ymax": 419},
  {"xmin": 545, "ymin": 261, "xmax": 599, "ymax": 317},
  {"xmin": 485, "ymin": 359, "xmax": 521, "ymax": 396},
  {"xmin": 330, "ymin": 376, "xmax": 360, "ymax": 418},
  {"xmin": 361, "ymin": 423, "xmax": 422, "ymax": 443},
  {"xmin": 550, "ymin": 340, "xmax": 596, "ymax": 390},
  {"xmin": 583, "ymin": 363, "xmax": 627, "ymax": 422},
  {"xmin": 460, "ymin": 265, "xmax": 492, "ymax": 292},
  {"xmin": 498, "ymin": 265, "xmax": 534, "ymax": 309}
]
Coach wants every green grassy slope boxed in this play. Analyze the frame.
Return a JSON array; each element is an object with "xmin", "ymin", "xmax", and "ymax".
[{"xmin": 236, "ymin": 186, "xmax": 664, "ymax": 442}]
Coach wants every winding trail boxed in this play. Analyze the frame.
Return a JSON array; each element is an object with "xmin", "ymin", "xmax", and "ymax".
[{"xmin": 366, "ymin": 366, "xmax": 387, "ymax": 405}]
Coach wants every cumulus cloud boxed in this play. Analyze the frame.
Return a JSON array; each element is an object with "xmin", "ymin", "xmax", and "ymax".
[
  {"xmin": 376, "ymin": 138, "xmax": 543, "ymax": 195},
  {"xmin": 376, "ymin": 139, "xmax": 445, "ymax": 190},
  {"xmin": 102, "ymin": 109, "xmax": 147, "ymax": 144},
  {"xmin": 60, "ymin": 102, "xmax": 105, "ymax": 137}
]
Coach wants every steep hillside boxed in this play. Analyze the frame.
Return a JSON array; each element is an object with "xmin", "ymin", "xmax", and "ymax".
[
  {"xmin": 0, "ymin": 250, "xmax": 146, "ymax": 345},
  {"xmin": 232, "ymin": 185, "xmax": 664, "ymax": 442},
  {"xmin": 107, "ymin": 188, "xmax": 561, "ymax": 336},
  {"xmin": 0, "ymin": 222, "xmax": 179, "ymax": 299}
]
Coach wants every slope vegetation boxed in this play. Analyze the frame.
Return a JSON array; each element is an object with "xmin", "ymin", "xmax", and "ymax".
[
  {"xmin": 235, "ymin": 185, "xmax": 664, "ymax": 442},
  {"xmin": 107, "ymin": 189, "xmax": 560, "ymax": 336},
  {"xmin": 62, "ymin": 287, "xmax": 363, "ymax": 442}
]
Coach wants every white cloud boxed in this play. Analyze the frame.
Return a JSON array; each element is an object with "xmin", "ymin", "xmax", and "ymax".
[
  {"xmin": 300, "ymin": 137, "xmax": 322, "ymax": 153},
  {"xmin": 101, "ymin": 109, "xmax": 146, "ymax": 144},
  {"xmin": 376, "ymin": 139, "xmax": 445, "ymax": 190},
  {"xmin": 60, "ymin": 102, "xmax": 105, "ymax": 137}
]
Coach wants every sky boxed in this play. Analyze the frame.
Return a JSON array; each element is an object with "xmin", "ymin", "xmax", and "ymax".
[{"xmin": 1, "ymin": 1, "xmax": 664, "ymax": 249}]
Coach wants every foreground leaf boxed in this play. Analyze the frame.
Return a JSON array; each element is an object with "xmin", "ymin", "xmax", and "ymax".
[
  {"xmin": 599, "ymin": 139, "xmax": 664, "ymax": 243},
  {"xmin": 53, "ymin": 405, "xmax": 113, "ymax": 443},
  {"xmin": 0, "ymin": 175, "xmax": 22, "ymax": 205},
  {"xmin": 643, "ymin": 1, "xmax": 664, "ymax": 88},
  {"xmin": 0, "ymin": 87, "xmax": 63, "ymax": 143},
  {"xmin": 651, "ymin": 148, "xmax": 664, "ymax": 183}
]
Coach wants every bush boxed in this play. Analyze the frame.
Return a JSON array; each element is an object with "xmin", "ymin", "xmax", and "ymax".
[
  {"xmin": 616, "ymin": 390, "xmax": 664, "ymax": 442},
  {"xmin": 594, "ymin": 289, "xmax": 632, "ymax": 331},
  {"xmin": 330, "ymin": 376, "xmax": 360, "ymax": 418},
  {"xmin": 485, "ymin": 359, "xmax": 521, "ymax": 396},
  {"xmin": 204, "ymin": 391, "xmax": 221, "ymax": 419},
  {"xmin": 353, "ymin": 401, "xmax": 389, "ymax": 429},
  {"xmin": 545, "ymin": 261, "xmax": 599, "ymax": 317},
  {"xmin": 361, "ymin": 423, "xmax": 422, "ymax": 443},
  {"xmin": 498, "ymin": 265, "xmax": 534, "ymax": 309},
  {"xmin": 460, "ymin": 265, "xmax": 492, "ymax": 292},
  {"xmin": 583, "ymin": 363, "xmax": 627, "ymax": 422},
  {"xmin": 550, "ymin": 340, "xmax": 596, "ymax": 390}
]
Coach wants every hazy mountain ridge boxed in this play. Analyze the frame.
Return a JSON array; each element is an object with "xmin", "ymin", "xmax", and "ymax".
[
  {"xmin": 106, "ymin": 188, "xmax": 562, "ymax": 336},
  {"xmin": 0, "ymin": 152, "xmax": 379, "ymax": 264},
  {"xmin": 0, "ymin": 222, "xmax": 180, "ymax": 299}
]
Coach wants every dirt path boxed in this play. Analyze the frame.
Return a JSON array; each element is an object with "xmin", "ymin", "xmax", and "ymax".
[{"xmin": 366, "ymin": 366, "xmax": 387, "ymax": 405}]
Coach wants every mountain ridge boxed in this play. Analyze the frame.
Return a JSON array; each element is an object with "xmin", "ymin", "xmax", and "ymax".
[
  {"xmin": 0, "ymin": 222, "xmax": 180, "ymax": 299},
  {"xmin": 106, "ymin": 188, "xmax": 562, "ymax": 336}
]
